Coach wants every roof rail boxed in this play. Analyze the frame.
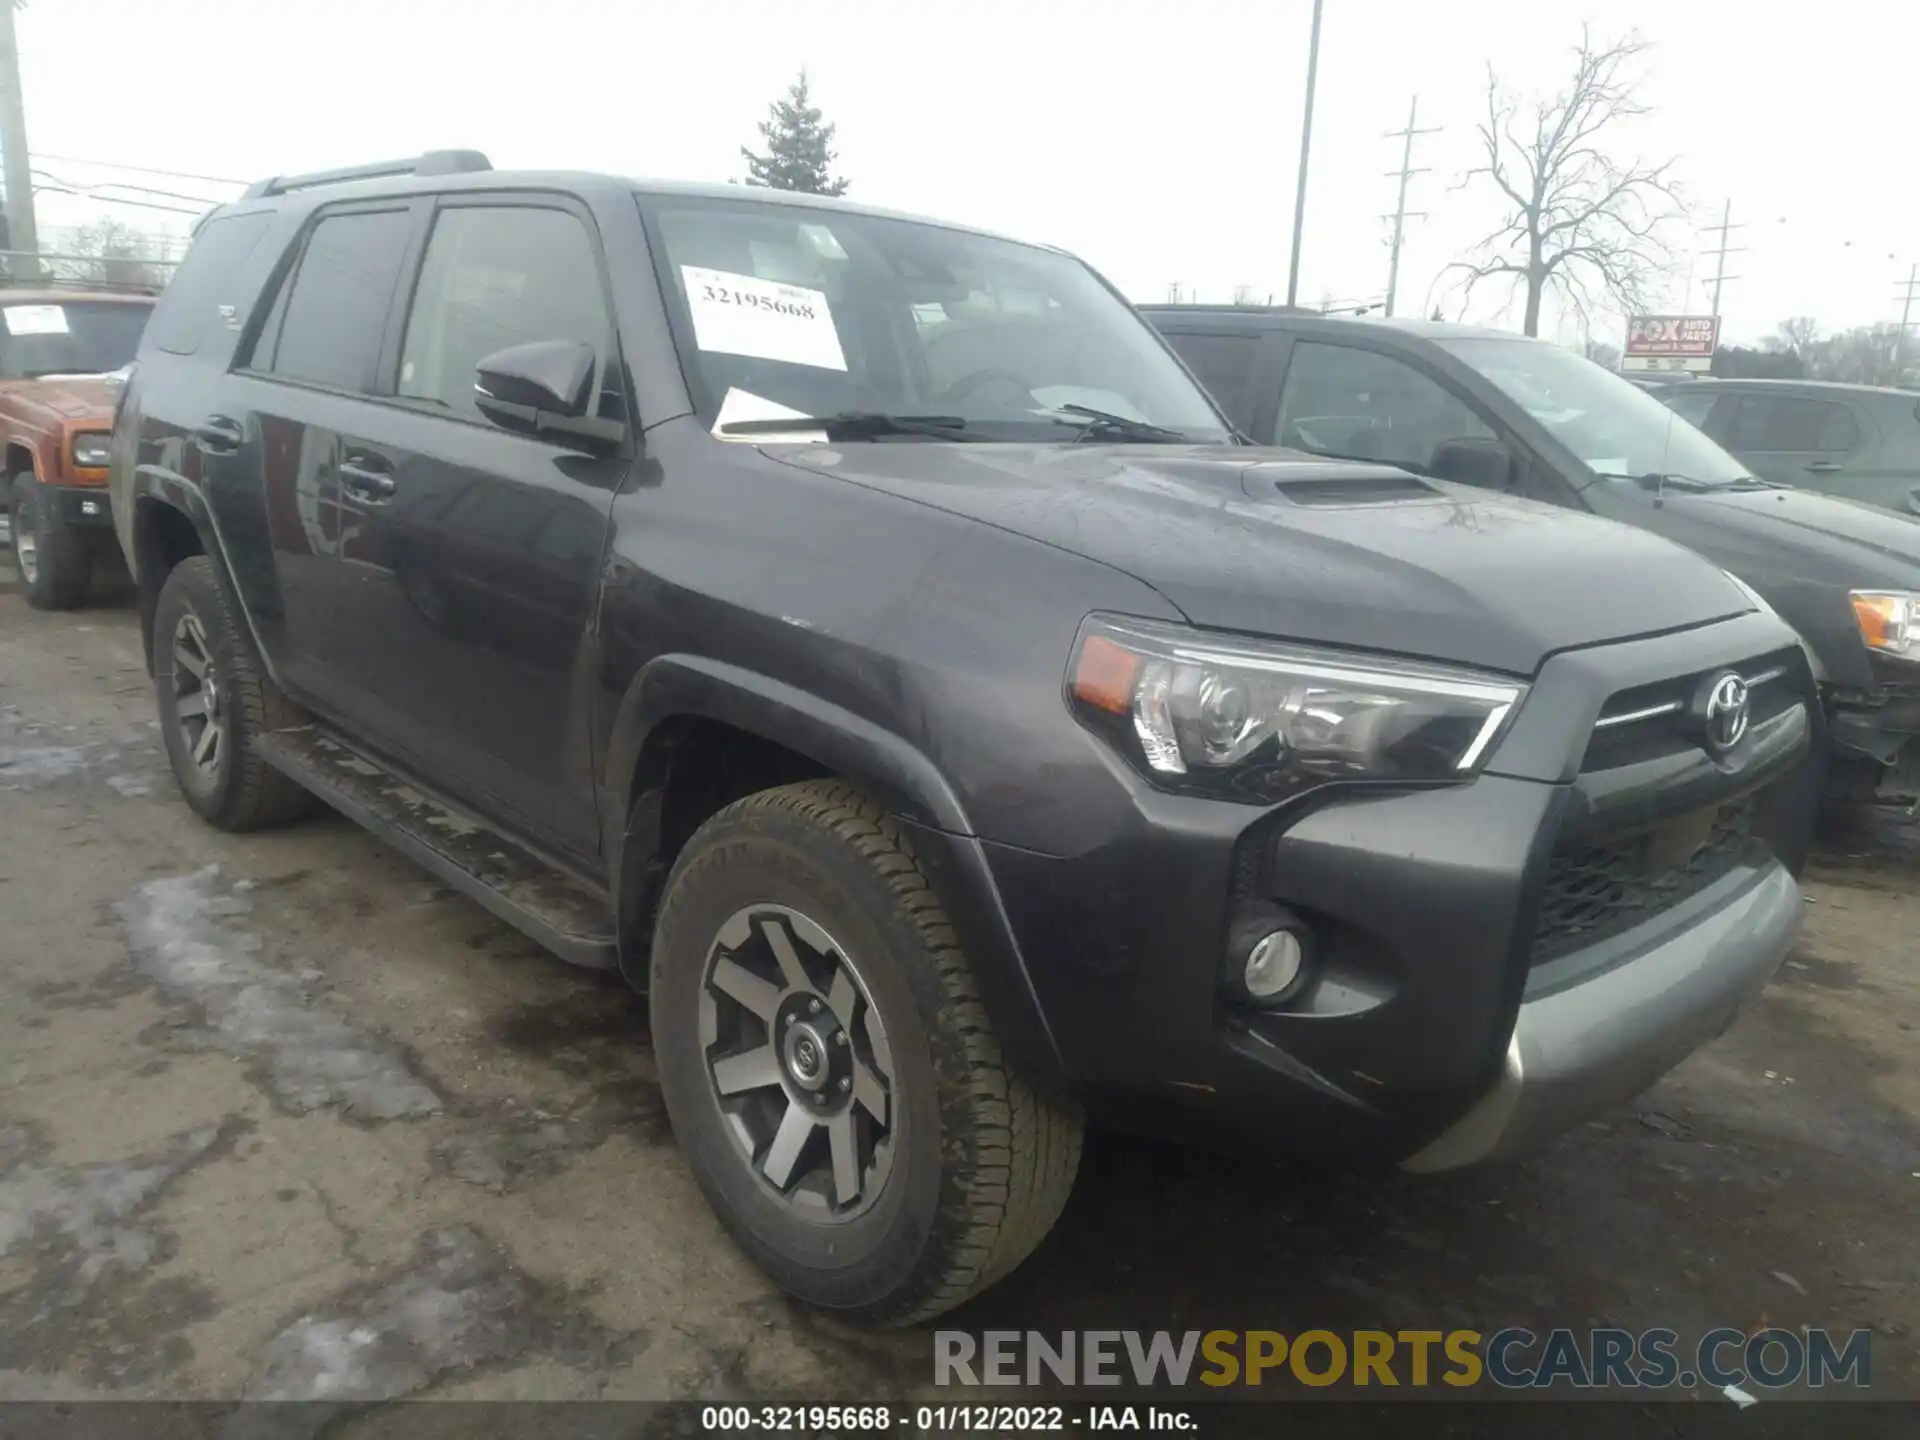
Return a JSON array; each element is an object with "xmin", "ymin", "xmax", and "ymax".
[{"xmin": 242, "ymin": 150, "xmax": 492, "ymax": 201}]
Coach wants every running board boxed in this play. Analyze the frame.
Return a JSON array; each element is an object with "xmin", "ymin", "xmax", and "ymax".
[{"xmin": 255, "ymin": 726, "xmax": 618, "ymax": 971}]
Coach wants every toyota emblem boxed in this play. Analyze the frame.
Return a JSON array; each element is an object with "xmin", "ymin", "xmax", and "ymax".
[{"xmin": 1700, "ymin": 672, "xmax": 1751, "ymax": 755}]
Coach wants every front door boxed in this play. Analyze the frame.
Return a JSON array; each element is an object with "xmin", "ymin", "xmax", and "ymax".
[{"xmin": 1704, "ymin": 391, "xmax": 1863, "ymax": 491}]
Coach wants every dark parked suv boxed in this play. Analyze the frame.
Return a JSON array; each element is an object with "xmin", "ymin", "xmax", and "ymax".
[
  {"xmin": 1146, "ymin": 306, "xmax": 1920, "ymax": 810},
  {"xmin": 113, "ymin": 153, "xmax": 1813, "ymax": 1325},
  {"xmin": 1659, "ymin": 378, "xmax": 1920, "ymax": 516}
]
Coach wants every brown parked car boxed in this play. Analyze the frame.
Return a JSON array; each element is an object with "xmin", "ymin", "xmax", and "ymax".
[{"xmin": 0, "ymin": 289, "xmax": 154, "ymax": 607}]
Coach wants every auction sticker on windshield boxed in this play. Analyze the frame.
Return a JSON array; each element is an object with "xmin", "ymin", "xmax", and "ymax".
[
  {"xmin": 1, "ymin": 305, "xmax": 68, "ymax": 336},
  {"xmin": 680, "ymin": 265, "xmax": 845, "ymax": 371}
]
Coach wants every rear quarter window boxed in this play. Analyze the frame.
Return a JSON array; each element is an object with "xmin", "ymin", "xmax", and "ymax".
[{"xmin": 144, "ymin": 212, "xmax": 274, "ymax": 357}]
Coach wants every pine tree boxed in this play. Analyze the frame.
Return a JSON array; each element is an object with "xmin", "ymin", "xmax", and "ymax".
[{"xmin": 740, "ymin": 71, "xmax": 850, "ymax": 196}]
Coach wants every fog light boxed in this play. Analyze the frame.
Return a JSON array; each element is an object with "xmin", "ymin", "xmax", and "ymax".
[{"xmin": 1244, "ymin": 929, "xmax": 1304, "ymax": 1000}]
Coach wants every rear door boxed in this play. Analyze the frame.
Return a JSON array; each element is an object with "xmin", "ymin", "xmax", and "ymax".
[
  {"xmin": 312, "ymin": 196, "xmax": 627, "ymax": 860},
  {"xmin": 226, "ymin": 201, "xmax": 423, "ymax": 713}
]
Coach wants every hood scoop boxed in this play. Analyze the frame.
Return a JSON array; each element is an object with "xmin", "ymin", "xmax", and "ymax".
[{"xmin": 1249, "ymin": 463, "xmax": 1442, "ymax": 507}]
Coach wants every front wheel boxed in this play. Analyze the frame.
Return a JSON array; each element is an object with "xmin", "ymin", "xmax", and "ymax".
[
  {"xmin": 651, "ymin": 780, "xmax": 1083, "ymax": 1326},
  {"xmin": 10, "ymin": 472, "xmax": 92, "ymax": 610}
]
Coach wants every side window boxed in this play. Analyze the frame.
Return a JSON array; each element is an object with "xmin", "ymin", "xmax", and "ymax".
[
  {"xmin": 1275, "ymin": 341, "xmax": 1494, "ymax": 471},
  {"xmin": 145, "ymin": 212, "xmax": 273, "ymax": 358},
  {"xmin": 398, "ymin": 205, "xmax": 615, "ymax": 423},
  {"xmin": 1163, "ymin": 331, "xmax": 1259, "ymax": 430},
  {"xmin": 262, "ymin": 209, "xmax": 414, "ymax": 391},
  {"xmin": 1662, "ymin": 389, "xmax": 1716, "ymax": 427},
  {"xmin": 1726, "ymin": 396, "xmax": 1859, "ymax": 453}
]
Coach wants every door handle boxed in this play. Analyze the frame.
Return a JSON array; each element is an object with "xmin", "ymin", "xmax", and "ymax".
[
  {"xmin": 338, "ymin": 458, "xmax": 396, "ymax": 500},
  {"xmin": 192, "ymin": 416, "xmax": 244, "ymax": 453},
  {"xmin": 1805, "ymin": 460, "xmax": 1842, "ymax": 473}
]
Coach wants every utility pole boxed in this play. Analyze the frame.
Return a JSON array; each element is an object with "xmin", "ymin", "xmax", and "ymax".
[
  {"xmin": 1702, "ymin": 199, "xmax": 1744, "ymax": 319},
  {"xmin": 1284, "ymin": 0, "xmax": 1325, "ymax": 308},
  {"xmin": 0, "ymin": 0, "xmax": 35, "ymax": 261},
  {"xmin": 1381, "ymin": 95, "xmax": 1439, "ymax": 317},
  {"xmin": 1892, "ymin": 262, "xmax": 1919, "ymax": 384}
]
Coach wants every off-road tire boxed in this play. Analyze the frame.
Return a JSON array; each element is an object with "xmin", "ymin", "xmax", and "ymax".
[
  {"xmin": 10, "ymin": 472, "xmax": 92, "ymax": 610},
  {"xmin": 651, "ymin": 779, "xmax": 1083, "ymax": 1326},
  {"xmin": 152, "ymin": 555, "xmax": 315, "ymax": 830}
]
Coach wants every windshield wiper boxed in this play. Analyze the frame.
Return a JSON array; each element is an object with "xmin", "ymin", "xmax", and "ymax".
[
  {"xmin": 717, "ymin": 412, "xmax": 972, "ymax": 440},
  {"xmin": 1588, "ymin": 470, "xmax": 1721, "ymax": 505},
  {"xmin": 1047, "ymin": 403, "xmax": 1191, "ymax": 444}
]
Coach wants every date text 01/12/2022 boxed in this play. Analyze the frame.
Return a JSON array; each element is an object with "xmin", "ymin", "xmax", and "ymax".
[{"xmin": 697, "ymin": 1405, "xmax": 1197, "ymax": 1432}]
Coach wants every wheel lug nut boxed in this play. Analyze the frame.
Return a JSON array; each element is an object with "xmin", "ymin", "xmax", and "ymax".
[
  {"xmin": 783, "ymin": 1014, "xmax": 795, "ymax": 1028},
  {"xmin": 838, "ymin": 1077, "xmax": 851, "ymax": 1093},
  {"xmin": 833, "ymin": 1031, "xmax": 847, "ymax": 1047},
  {"xmin": 809, "ymin": 998, "xmax": 821, "ymax": 1014}
]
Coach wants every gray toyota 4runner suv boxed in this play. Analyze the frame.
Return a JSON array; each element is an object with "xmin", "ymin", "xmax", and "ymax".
[{"xmin": 112, "ymin": 151, "xmax": 1814, "ymax": 1325}]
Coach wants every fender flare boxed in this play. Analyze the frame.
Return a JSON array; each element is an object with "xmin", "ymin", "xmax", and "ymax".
[
  {"xmin": 124, "ymin": 467, "xmax": 254, "ymax": 676},
  {"xmin": 604, "ymin": 653, "xmax": 970, "ymax": 838},
  {"xmin": 603, "ymin": 653, "xmax": 1068, "ymax": 1088},
  {"xmin": 2, "ymin": 434, "xmax": 48, "ymax": 482}
]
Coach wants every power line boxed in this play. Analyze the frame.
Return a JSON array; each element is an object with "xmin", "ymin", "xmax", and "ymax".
[
  {"xmin": 32, "ymin": 168, "xmax": 217, "ymax": 211},
  {"xmin": 1702, "ymin": 199, "xmax": 1745, "ymax": 319},
  {"xmin": 32, "ymin": 151, "xmax": 247, "ymax": 188},
  {"xmin": 1380, "ymin": 95, "xmax": 1439, "ymax": 318},
  {"xmin": 29, "ymin": 184, "xmax": 204, "ymax": 217}
]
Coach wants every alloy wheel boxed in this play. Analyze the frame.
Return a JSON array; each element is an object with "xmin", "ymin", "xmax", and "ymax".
[
  {"xmin": 170, "ymin": 612, "xmax": 225, "ymax": 776},
  {"xmin": 700, "ymin": 905, "xmax": 896, "ymax": 1218}
]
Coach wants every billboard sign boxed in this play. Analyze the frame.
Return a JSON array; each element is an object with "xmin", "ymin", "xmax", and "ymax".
[{"xmin": 1622, "ymin": 314, "xmax": 1719, "ymax": 373}]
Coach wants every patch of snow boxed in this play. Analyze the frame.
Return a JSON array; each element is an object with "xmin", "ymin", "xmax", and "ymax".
[{"xmin": 117, "ymin": 867, "xmax": 440, "ymax": 1121}]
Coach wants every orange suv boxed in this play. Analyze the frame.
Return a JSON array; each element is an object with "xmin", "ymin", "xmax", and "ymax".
[{"xmin": 1, "ymin": 288, "xmax": 154, "ymax": 607}]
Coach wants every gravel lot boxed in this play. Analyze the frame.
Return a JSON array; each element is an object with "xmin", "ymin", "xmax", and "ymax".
[{"xmin": 0, "ymin": 557, "xmax": 1915, "ymax": 1412}]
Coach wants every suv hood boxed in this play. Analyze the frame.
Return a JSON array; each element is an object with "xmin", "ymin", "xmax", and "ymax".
[
  {"xmin": 0, "ymin": 375, "xmax": 116, "ymax": 421},
  {"xmin": 1633, "ymin": 485, "xmax": 1920, "ymax": 690},
  {"xmin": 774, "ymin": 444, "xmax": 1750, "ymax": 675},
  {"xmin": 1652, "ymin": 485, "xmax": 1920, "ymax": 587}
]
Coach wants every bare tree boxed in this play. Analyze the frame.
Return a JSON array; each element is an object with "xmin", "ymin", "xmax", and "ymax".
[
  {"xmin": 1450, "ymin": 28, "xmax": 1681, "ymax": 336},
  {"xmin": 64, "ymin": 218, "xmax": 169, "ymax": 291},
  {"xmin": 1766, "ymin": 316, "xmax": 1822, "ymax": 364}
]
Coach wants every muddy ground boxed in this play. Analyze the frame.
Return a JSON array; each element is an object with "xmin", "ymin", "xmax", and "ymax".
[{"xmin": 0, "ymin": 559, "xmax": 1915, "ymax": 1418}]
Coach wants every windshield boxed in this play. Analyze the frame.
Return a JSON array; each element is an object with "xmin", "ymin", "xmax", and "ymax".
[
  {"xmin": 1439, "ymin": 336, "xmax": 1752, "ymax": 487},
  {"xmin": 636, "ymin": 192, "xmax": 1232, "ymax": 443},
  {"xmin": 0, "ymin": 301, "xmax": 152, "ymax": 380}
]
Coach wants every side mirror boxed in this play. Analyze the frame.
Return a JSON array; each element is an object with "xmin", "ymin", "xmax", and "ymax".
[
  {"xmin": 1429, "ymin": 436, "xmax": 1516, "ymax": 492},
  {"xmin": 474, "ymin": 340, "xmax": 596, "ymax": 423}
]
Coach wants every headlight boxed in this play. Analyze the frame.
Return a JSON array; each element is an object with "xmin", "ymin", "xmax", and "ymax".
[
  {"xmin": 1067, "ymin": 615, "xmax": 1527, "ymax": 803},
  {"xmin": 71, "ymin": 432, "xmax": 111, "ymax": 468},
  {"xmin": 1850, "ymin": 590, "xmax": 1920, "ymax": 660}
]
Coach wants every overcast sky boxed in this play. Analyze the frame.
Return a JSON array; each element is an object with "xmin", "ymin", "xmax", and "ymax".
[{"xmin": 18, "ymin": 0, "xmax": 1919, "ymax": 348}]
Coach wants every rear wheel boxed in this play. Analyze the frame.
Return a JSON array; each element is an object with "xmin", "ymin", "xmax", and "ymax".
[
  {"xmin": 152, "ymin": 555, "xmax": 315, "ymax": 830},
  {"xmin": 10, "ymin": 472, "xmax": 92, "ymax": 610},
  {"xmin": 651, "ymin": 780, "xmax": 1083, "ymax": 1326}
]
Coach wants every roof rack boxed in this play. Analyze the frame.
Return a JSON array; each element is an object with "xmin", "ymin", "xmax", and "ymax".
[{"xmin": 242, "ymin": 150, "xmax": 492, "ymax": 200}]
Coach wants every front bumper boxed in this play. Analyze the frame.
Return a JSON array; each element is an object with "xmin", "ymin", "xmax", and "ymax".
[
  {"xmin": 46, "ymin": 483, "xmax": 115, "ymax": 530},
  {"xmin": 1401, "ymin": 860, "xmax": 1799, "ymax": 1171},
  {"xmin": 946, "ymin": 610, "xmax": 1818, "ymax": 1164}
]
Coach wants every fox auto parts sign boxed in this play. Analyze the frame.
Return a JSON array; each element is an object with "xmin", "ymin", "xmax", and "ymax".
[{"xmin": 1623, "ymin": 314, "xmax": 1720, "ymax": 372}]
